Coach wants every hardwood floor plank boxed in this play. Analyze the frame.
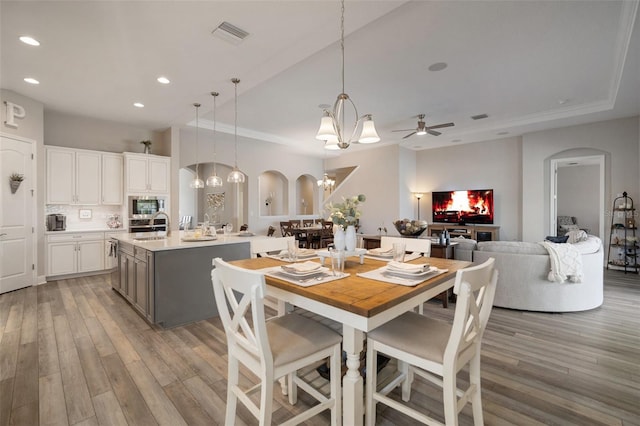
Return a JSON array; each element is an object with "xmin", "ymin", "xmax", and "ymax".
[
  {"xmin": 124, "ymin": 359, "xmax": 187, "ymax": 426},
  {"xmin": 82, "ymin": 317, "xmax": 116, "ymax": 358},
  {"xmin": 138, "ymin": 329, "xmax": 196, "ymax": 382},
  {"xmin": 100, "ymin": 353, "xmax": 157, "ymax": 426},
  {"xmin": 74, "ymin": 336, "xmax": 111, "ymax": 397},
  {"xmin": 58, "ymin": 348, "xmax": 95, "ymax": 424},
  {"xmin": 163, "ymin": 380, "xmax": 215, "ymax": 425},
  {"xmin": 91, "ymin": 391, "xmax": 128, "ymax": 426},
  {"xmin": 125, "ymin": 331, "xmax": 177, "ymax": 387},
  {"xmin": 0, "ymin": 378, "xmax": 13, "ymax": 426},
  {"xmin": 37, "ymin": 324, "xmax": 59, "ymax": 378},
  {"xmin": 0, "ymin": 330, "xmax": 20, "ymax": 381},
  {"xmin": 182, "ymin": 376, "xmax": 233, "ymax": 425},
  {"xmin": 19, "ymin": 286, "xmax": 38, "ymax": 345},
  {"xmin": 11, "ymin": 341, "xmax": 38, "ymax": 411},
  {"xmin": 39, "ymin": 373, "xmax": 68, "ymax": 426}
]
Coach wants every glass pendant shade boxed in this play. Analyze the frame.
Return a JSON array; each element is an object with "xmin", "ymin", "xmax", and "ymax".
[
  {"xmin": 316, "ymin": 113, "xmax": 337, "ymax": 140},
  {"xmin": 206, "ymin": 174, "xmax": 223, "ymax": 187},
  {"xmin": 358, "ymin": 116, "xmax": 380, "ymax": 143},
  {"xmin": 324, "ymin": 137, "xmax": 340, "ymax": 150},
  {"xmin": 227, "ymin": 167, "xmax": 245, "ymax": 183},
  {"xmin": 190, "ymin": 177, "xmax": 204, "ymax": 189}
]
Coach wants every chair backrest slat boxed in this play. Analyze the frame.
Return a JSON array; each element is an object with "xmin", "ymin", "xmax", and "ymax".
[
  {"xmin": 380, "ymin": 236, "xmax": 432, "ymax": 256},
  {"xmin": 250, "ymin": 236, "xmax": 295, "ymax": 258}
]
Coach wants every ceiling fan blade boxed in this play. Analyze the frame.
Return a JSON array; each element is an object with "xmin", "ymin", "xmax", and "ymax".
[
  {"xmin": 392, "ymin": 129, "xmax": 415, "ymax": 132},
  {"xmin": 402, "ymin": 132, "xmax": 417, "ymax": 139},
  {"xmin": 425, "ymin": 122, "xmax": 454, "ymax": 130},
  {"xmin": 427, "ymin": 130, "xmax": 442, "ymax": 136}
]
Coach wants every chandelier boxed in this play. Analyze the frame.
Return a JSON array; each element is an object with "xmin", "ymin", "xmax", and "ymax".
[
  {"xmin": 206, "ymin": 91, "xmax": 223, "ymax": 187},
  {"xmin": 315, "ymin": 0, "xmax": 380, "ymax": 150},
  {"xmin": 227, "ymin": 78, "xmax": 246, "ymax": 183},
  {"xmin": 189, "ymin": 103, "xmax": 204, "ymax": 189},
  {"xmin": 317, "ymin": 173, "xmax": 335, "ymax": 192}
]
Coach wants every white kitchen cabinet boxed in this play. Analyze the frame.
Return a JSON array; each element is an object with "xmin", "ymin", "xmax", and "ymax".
[
  {"xmin": 102, "ymin": 153, "xmax": 123, "ymax": 204},
  {"xmin": 46, "ymin": 147, "xmax": 101, "ymax": 205},
  {"xmin": 47, "ymin": 232, "xmax": 105, "ymax": 277},
  {"xmin": 124, "ymin": 153, "xmax": 170, "ymax": 194}
]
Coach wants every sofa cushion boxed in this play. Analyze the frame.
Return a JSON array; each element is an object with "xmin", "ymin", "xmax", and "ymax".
[
  {"xmin": 572, "ymin": 236, "xmax": 602, "ymax": 254},
  {"xmin": 451, "ymin": 237, "xmax": 477, "ymax": 251},
  {"xmin": 477, "ymin": 241, "xmax": 548, "ymax": 255}
]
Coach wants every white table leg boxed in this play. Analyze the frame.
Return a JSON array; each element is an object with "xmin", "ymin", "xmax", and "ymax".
[{"xmin": 342, "ymin": 325, "xmax": 364, "ymax": 425}]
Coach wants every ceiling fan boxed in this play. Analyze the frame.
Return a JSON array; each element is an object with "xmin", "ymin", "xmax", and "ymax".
[{"xmin": 392, "ymin": 114, "xmax": 454, "ymax": 139}]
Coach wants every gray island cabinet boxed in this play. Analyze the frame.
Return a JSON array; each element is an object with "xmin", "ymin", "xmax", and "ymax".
[{"xmin": 113, "ymin": 233, "xmax": 253, "ymax": 328}]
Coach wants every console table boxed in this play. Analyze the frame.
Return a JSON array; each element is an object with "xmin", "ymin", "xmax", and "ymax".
[
  {"xmin": 431, "ymin": 242, "xmax": 457, "ymax": 259},
  {"xmin": 427, "ymin": 224, "xmax": 499, "ymax": 241}
]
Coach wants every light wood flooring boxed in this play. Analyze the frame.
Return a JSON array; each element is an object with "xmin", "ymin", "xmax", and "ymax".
[{"xmin": 0, "ymin": 270, "xmax": 638, "ymax": 425}]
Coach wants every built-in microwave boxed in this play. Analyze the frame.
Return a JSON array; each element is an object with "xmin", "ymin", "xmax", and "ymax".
[{"xmin": 128, "ymin": 196, "xmax": 166, "ymax": 218}]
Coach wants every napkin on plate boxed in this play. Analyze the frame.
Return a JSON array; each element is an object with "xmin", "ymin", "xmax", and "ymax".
[
  {"xmin": 281, "ymin": 261, "xmax": 322, "ymax": 273},
  {"xmin": 386, "ymin": 261, "xmax": 430, "ymax": 274},
  {"xmin": 368, "ymin": 247, "xmax": 393, "ymax": 256}
]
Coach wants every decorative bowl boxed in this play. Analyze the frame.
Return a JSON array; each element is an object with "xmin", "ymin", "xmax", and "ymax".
[{"xmin": 393, "ymin": 219, "xmax": 428, "ymax": 236}]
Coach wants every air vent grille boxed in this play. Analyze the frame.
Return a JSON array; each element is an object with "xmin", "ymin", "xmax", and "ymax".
[
  {"xmin": 212, "ymin": 21, "xmax": 250, "ymax": 44},
  {"xmin": 471, "ymin": 114, "xmax": 489, "ymax": 120}
]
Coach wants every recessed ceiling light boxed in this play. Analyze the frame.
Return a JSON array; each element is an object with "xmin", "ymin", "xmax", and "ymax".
[
  {"xmin": 19, "ymin": 36, "xmax": 40, "ymax": 46},
  {"xmin": 133, "ymin": 102, "xmax": 144, "ymax": 108},
  {"xmin": 23, "ymin": 77, "xmax": 39, "ymax": 85},
  {"xmin": 157, "ymin": 76, "xmax": 170, "ymax": 84},
  {"xmin": 428, "ymin": 62, "xmax": 448, "ymax": 72}
]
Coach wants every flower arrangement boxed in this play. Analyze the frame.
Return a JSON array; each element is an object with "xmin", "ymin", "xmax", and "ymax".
[{"xmin": 328, "ymin": 194, "xmax": 366, "ymax": 229}]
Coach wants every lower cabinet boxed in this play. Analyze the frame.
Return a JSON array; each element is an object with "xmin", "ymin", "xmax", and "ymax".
[
  {"xmin": 115, "ymin": 241, "xmax": 153, "ymax": 321},
  {"xmin": 47, "ymin": 232, "xmax": 104, "ymax": 277}
]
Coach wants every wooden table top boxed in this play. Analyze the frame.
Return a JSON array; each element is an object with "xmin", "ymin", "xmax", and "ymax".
[{"xmin": 231, "ymin": 256, "xmax": 472, "ymax": 318}]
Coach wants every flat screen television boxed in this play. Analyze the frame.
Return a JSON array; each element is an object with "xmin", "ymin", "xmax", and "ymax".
[{"xmin": 432, "ymin": 189, "xmax": 494, "ymax": 225}]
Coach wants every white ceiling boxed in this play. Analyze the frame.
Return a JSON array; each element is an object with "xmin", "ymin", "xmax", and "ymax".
[{"xmin": 2, "ymin": 1, "xmax": 639, "ymax": 157}]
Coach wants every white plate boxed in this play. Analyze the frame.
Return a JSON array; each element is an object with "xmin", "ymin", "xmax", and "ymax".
[
  {"xmin": 279, "ymin": 266, "xmax": 328, "ymax": 278},
  {"xmin": 384, "ymin": 266, "xmax": 437, "ymax": 279}
]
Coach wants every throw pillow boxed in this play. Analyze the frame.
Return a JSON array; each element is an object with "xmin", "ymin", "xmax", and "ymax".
[
  {"xmin": 546, "ymin": 235, "xmax": 569, "ymax": 243},
  {"xmin": 566, "ymin": 229, "xmax": 588, "ymax": 244}
]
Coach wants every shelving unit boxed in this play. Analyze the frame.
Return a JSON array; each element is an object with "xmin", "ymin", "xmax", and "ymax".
[{"xmin": 607, "ymin": 192, "xmax": 638, "ymax": 274}]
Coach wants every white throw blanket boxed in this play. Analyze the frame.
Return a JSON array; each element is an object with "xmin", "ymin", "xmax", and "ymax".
[{"xmin": 541, "ymin": 241, "xmax": 583, "ymax": 283}]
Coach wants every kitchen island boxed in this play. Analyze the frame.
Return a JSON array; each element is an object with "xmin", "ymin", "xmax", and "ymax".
[{"xmin": 112, "ymin": 232, "xmax": 262, "ymax": 328}]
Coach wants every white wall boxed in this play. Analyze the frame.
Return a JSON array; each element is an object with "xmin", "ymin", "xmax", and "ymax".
[
  {"xmin": 416, "ymin": 137, "xmax": 522, "ymax": 241},
  {"xmin": 557, "ymin": 165, "xmax": 600, "ymax": 237},
  {"xmin": 522, "ymin": 116, "xmax": 639, "ymax": 241}
]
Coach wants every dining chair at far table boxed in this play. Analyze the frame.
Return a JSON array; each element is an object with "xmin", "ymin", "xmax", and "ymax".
[
  {"xmin": 365, "ymin": 257, "xmax": 498, "ymax": 426},
  {"xmin": 211, "ymin": 258, "xmax": 343, "ymax": 426}
]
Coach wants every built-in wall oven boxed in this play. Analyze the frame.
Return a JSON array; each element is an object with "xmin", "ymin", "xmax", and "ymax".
[{"xmin": 128, "ymin": 196, "xmax": 168, "ymax": 233}]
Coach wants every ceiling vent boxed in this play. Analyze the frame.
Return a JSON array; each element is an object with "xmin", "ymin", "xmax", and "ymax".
[
  {"xmin": 471, "ymin": 113, "xmax": 489, "ymax": 120},
  {"xmin": 212, "ymin": 22, "xmax": 250, "ymax": 45}
]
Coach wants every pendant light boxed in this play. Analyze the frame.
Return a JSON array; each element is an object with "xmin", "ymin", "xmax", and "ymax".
[
  {"xmin": 189, "ymin": 103, "xmax": 204, "ymax": 189},
  {"xmin": 206, "ymin": 91, "xmax": 223, "ymax": 187},
  {"xmin": 227, "ymin": 78, "xmax": 246, "ymax": 183},
  {"xmin": 315, "ymin": 0, "xmax": 380, "ymax": 149}
]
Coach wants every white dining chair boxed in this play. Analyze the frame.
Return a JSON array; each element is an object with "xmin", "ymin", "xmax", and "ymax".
[
  {"xmin": 250, "ymin": 236, "xmax": 295, "ymax": 258},
  {"xmin": 211, "ymin": 258, "xmax": 342, "ymax": 426},
  {"xmin": 380, "ymin": 236, "xmax": 431, "ymax": 257},
  {"xmin": 365, "ymin": 258, "xmax": 498, "ymax": 426},
  {"xmin": 249, "ymin": 236, "xmax": 296, "ymax": 316}
]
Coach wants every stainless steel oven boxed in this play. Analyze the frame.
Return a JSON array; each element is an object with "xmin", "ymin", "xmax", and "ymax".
[
  {"xmin": 128, "ymin": 196, "xmax": 166, "ymax": 218},
  {"xmin": 128, "ymin": 218, "xmax": 167, "ymax": 233}
]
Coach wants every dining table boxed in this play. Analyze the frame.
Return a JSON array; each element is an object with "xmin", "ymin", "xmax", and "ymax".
[{"xmin": 231, "ymin": 253, "xmax": 472, "ymax": 425}]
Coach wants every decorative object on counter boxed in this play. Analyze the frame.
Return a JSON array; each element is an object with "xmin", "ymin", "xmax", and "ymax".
[
  {"xmin": 190, "ymin": 103, "xmax": 205, "ymax": 189},
  {"xmin": 393, "ymin": 218, "xmax": 428, "ymax": 236},
  {"xmin": 206, "ymin": 91, "xmax": 224, "ymax": 187},
  {"xmin": 107, "ymin": 214, "xmax": 122, "ymax": 229},
  {"xmin": 140, "ymin": 140, "xmax": 151, "ymax": 154},
  {"xmin": 227, "ymin": 78, "xmax": 246, "ymax": 183},
  {"xmin": 377, "ymin": 224, "xmax": 388, "ymax": 236},
  {"xmin": 315, "ymin": 0, "xmax": 379, "ymax": 150},
  {"xmin": 9, "ymin": 173, "xmax": 24, "ymax": 194},
  {"xmin": 79, "ymin": 209, "xmax": 92, "ymax": 219}
]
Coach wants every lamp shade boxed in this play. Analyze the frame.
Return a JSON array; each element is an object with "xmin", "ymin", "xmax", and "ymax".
[
  {"xmin": 190, "ymin": 177, "xmax": 204, "ymax": 189},
  {"xmin": 358, "ymin": 116, "xmax": 380, "ymax": 143},
  {"xmin": 316, "ymin": 114, "xmax": 337, "ymax": 141},
  {"xmin": 206, "ymin": 174, "xmax": 223, "ymax": 187},
  {"xmin": 227, "ymin": 167, "xmax": 245, "ymax": 183},
  {"xmin": 324, "ymin": 137, "xmax": 340, "ymax": 150},
  {"xmin": 416, "ymin": 128, "xmax": 427, "ymax": 136}
]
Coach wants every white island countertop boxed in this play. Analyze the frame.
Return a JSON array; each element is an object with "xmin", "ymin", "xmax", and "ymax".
[{"xmin": 113, "ymin": 231, "xmax": 269, "ymax": 252}]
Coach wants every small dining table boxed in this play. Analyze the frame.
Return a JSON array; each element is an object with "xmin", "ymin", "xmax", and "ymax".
[{"xmin": 231, "ymin": 254, "xmax": 472, "ymax": 425}]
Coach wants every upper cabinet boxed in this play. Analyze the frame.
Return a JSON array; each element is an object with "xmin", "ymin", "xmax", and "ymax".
[
  {"xmin": 102, "ymin": 153, "xmax": 123, "ymax": 205},
  {"xmin": 46, "ymin": 147, "xmax": 101, "ymax": 205},
  {"xmin": 124, "ymin": 153, "xmax": 170, "ymax": 194}
]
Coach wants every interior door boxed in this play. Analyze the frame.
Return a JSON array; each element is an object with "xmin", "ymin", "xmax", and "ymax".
[{"xmin": 1, "ymin": 135, "xmax": 35, "ymax": 294}]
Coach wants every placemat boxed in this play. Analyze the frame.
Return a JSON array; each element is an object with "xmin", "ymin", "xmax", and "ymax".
[
  {"xmin": 363, "ymin": 252, "xmax": 423, "ymax": 262},
  {"xmin": 357, "ymin": 266, "xmax": 447, "ymax": 287},
  {"xmin": 260, "ymin": 266, "xmax": 349, "ymax": 287}
]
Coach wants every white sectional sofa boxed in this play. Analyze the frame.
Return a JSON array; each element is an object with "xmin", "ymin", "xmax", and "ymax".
[{"xmin": 457, "ymin": 236, "xmax": 604, "ymax": 312}]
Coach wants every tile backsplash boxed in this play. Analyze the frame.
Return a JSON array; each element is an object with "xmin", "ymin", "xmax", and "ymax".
[{"xmin": 46, "ymin": 205, "xmax": 126, "ymax": 230}]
